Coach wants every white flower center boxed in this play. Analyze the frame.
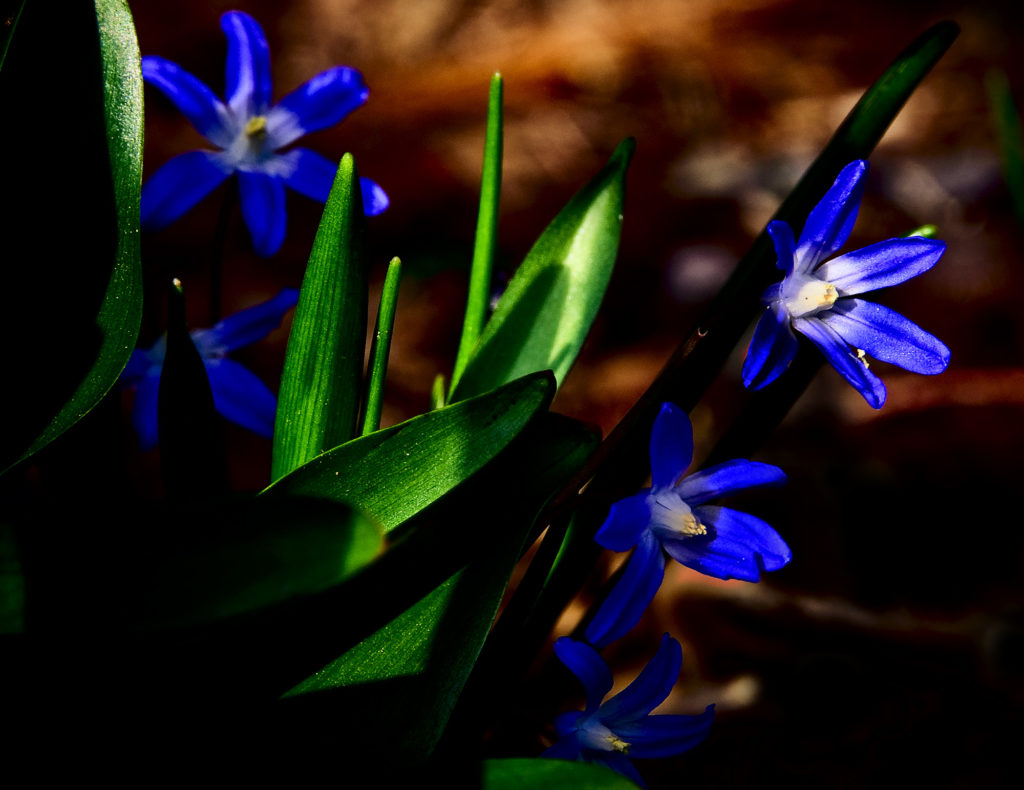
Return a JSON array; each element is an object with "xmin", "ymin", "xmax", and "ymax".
[
  {"xmin": 782, "ymin": 272, "xmax": 839, "ymax": 319},
  {"xmin": 648, "ymin": 489, "xmax": 706, "ymax": 539},
  {"xmin": 220, "ymin": 113, "xmax": 275, "ymax": 170},
  {"xmin": 579, "ymin": 719, "xmax": 630, "ymax": 753}
]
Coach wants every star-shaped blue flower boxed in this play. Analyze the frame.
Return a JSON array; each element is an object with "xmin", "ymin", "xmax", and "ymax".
[
  {"xmin": 141, "ymin": 10, "xmax": 388, "ymax": 256},
  {"xmin": 544, "ymin": 634, "xmax": 714, "ymax": 788},
  {"xmin": 120, "ymin": 289, "xmax": 298, "ymax": 451},
  {"xmin": 586, "ymin": 403, "xmax": 789, "ymax": 648},
  {"xmin": 742, "ymin": 160, "xmax": 949, "ymax": 408}
]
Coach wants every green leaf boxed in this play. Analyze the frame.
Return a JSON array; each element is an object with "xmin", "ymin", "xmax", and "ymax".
[
  {"xmin": 279, "ymin": 413, "xmax": 598, "ymax": 766},
  {"xmin": 272, "ymin": 153, "xmax": 367, "ymax": 482},
  {"xmin": 157, "ymin": 279, "xmax": 227, "ymax": 501},
  {"xmin": 139, "ymin": 496, "xmax": 383, "ymax": 629},
  {"xmin": 360, "ymin": 256, "xmax": 402, "ymax": 436},
  {"xmin": 451, "ymin": 138, "xmax": 634, "ymax": 401},
  {"xmin": 0, "ymin": 0, "xmax": 143, "ymax": 474},
  {"xmin": 452, "ymin": 73, "xmax": 504, "ymax": 386},
  {"xmin": 264, "ymin": 371, "xmax": 555, "ymax": 532},
  {"xmin": 987, "ymin": 68, "xmax": 1024, "ymax": 227},
  {"xmin": 482, "ymin": 759, "xmax": 639, "ymax": 789}
]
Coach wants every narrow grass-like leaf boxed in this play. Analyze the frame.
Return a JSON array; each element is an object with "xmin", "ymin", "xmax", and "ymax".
[
  {"xmin": 264, "ymin": 371, "xmax": 555, "ymax": 532},
  {"xmin": 272, "ymin": 154, "xmax": 367, "ymax": 482},
  {"xmin": 432, "ymin": 373, "xmax": 447, "ymax": 409},
  {"xmin": 987, "ymin": 69, "xmax": 1024, "ymax": 227},
  {"xmin": 1, "ymin": 0, "xmax": 143, "ymax": 474},
  {"xmin": 482, "ymin": 759, "xmax": 639, "ymax": 789},
  {"xmin": 139, "ymin": 497, "xmax": 382, "ymax": 629},
  {"xmin": 451, "ymin": 138, "xmax": 635, "ymax": 401},
  {"xmin": 452, "ymin": 73, "xmax": 503, "ymax": 388},
  {"xmin": 279, "ymin": 413, "xmax": 598, "ymax": 767},
  {"xmin": 158, "ymin": 279, "xmax": 227, "ymax": 501},
  {"xmin": 360, "ymin": 257, "xmax": 402, "ymax": 436},
  {"xmin": 0, "ymin": 0, "xmax": 26, "ymax": 73}
]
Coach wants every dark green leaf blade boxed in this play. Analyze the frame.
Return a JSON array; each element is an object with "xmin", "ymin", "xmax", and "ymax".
[
  {"xmin": 140, "ymin": 497, "xmax": 383, "ymax": 629},
  {"xmin": 279, "ymin": 412, "xmax": 599, "ymax": 767},
  {"xmin": 264, "ymin": 371, "xmax": 555, "ymax": 532},
  {"xmin": 482, "ymin": 759, "xmax": 640, "ymax": 790},
  {"xmin": 451, "ymin": 138, "xmax": 634, "ymax": 401},
  {"xmin": 272, "ymin": 153, "xmax": 367, "ymax": 482},
  {"xmin": 1, "ymin": 0, "xmax": 143, "ymax": 474}
]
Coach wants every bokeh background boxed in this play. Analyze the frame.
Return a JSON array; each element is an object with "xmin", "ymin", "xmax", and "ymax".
[{"xmin": 130, "ymin": 0, "xmax": 1024, "ymax": 785}]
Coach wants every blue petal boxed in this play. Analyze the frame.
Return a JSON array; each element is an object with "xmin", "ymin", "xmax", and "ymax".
[
  {"xmin": 675, "ymin": 460, "xmax": 786, "ymax": 506},
  {"xmin": 221, "ymin": 11, "xmax": 272, "ymax": 118},
  {"xmin": 594, "ymin": 491, "xmax": 653, "ymax": 552},
  {"xmin": 819, "ymin": 298, "xmax": 950, "ymax": 374},
  {"xmin": 587, "ymin": 752, "xmax": 646, "ymax": 788},
  {"xmin": 553, "ymin": 638, "xmax": 613, "ymax": 713},
  {"xmin": 649, "ymin": 403, "xmax": 692, "ymax": 489},
  {"xmin": 193, "ymin": 289, "xmax": 300, "ymax": 355},
  {"xmin": 793, "ymin": 315, "xmax": 887, "ymax": 408},
  {"xmin": 665, "ymin": 505, "xmax": 791, "ymax": 581},
  {"xmin": 265, "ymin": 66, "xmax": 369, "ymax": 148},
  {"xmin": 132, "ymin": 369, "xmax": 161, "ymax": 452},
  {"xmin": 600, "ymin": 633, "xmax": 681, "ymax": 723},
  {"xmin": 815, "ymin": 237, "xmax": 945, "ymax": 295},
  {"xmin": 742, "ymin": 302, "xmax": 799, "ymax": 390},
  {"xmin": 586, "ymin": 532, "xmax": 665, "ymax": 648},
  {"xmin": 552, "ymin": 710, "xmax": 585, "ymax": 738},
  {"xmin": 766, "ymin": 220, "xmax": 797, "ymax": 274},
  {"xmin": 794, "ymin": 160, "xmax": 868, "ymax": 273},
  {"xmin": 360, "ymin": 178, "xmax": 390, "ymax": 216},
  {"xmin": 616, "ymin": 706, "xmax": 715, "ymax": 759},
  {"xmin": 120, "ymin": 349, "xmax": 155, "ymax": 386},
  {"xmin": 141, "ymin": 152, "xmax": 231, "ymax": 230},
  {"xmin": 238, "ymin": 171, "xmax": 287, "ymax": 256},
  {"xmin": 141, "ymin": 56, "xmax": 233, "ymax": 147},
  {"xmin": 282, "ymin": 148, "xmax": 336, "ymax": 202},
  {"xmin": 203, "ymin": 358, "xmax": 276, "ymax": 437},
  {"xmin": 542, "ymin": 734, "xmax": 584, "ymax": 761}
]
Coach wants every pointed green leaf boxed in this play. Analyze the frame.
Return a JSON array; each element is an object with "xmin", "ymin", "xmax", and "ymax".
[
  {"xmin": 279, "ymin": 413, "xmax": 598, "ymax": 765},
  {"xmin": 272, "ymin": 154, "xmax": 367, "ymax": 482},
  {"xmin": 1, "ymin": 0, "xmax": 143, "ymax": 474},
  {"xmin": 451, "ymin": 138, "xmax": 634, "ymax": 401},
  {"xmin": 140, "ymin": 497, "xmax": 383, "ymax": 629},
  {"xmin": 264, "ymin": 371, "xmax": 555, "ymax": 532},
  {"xmin": 482, "ymin": 759, "xmax": 640, "ymax": 789},
  {"xmin": 360, "ymin": 256, "xmax": 402, "ymax": 436},
  {"xmin": 452, "ymin": 73, "xmax": 504, "ymax": 385}
]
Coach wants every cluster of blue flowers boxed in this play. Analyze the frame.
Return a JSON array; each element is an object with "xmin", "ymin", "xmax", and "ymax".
[
  {"xmin": 544, "ymin": 160, "xmax": 948, "ymax": 785},
  {"xmin": 127, "ymin": 11, "xmax": 951, "ymax": 787}
]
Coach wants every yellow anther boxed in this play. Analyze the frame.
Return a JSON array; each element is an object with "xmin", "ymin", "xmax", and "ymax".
[
  {"xmin": 245, "ymin": 116, "xmax": 268, "ymax": 137},
  {"xmin": 606, "ymin": 734, "xmax": 630, "ymax": 753}
]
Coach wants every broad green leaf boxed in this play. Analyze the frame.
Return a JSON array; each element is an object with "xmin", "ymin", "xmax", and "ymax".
[
  {"xmin": 1, "ymin": 0, "xmax": 143, "ymax": 474},
  {"xmin": 360, "ymin": 257, "xmax": 402, "ymax": 436},
  {"xmin": 482, "ymin": 759, "xmax": 639, "ymax": 789},
  {"xmin": 280, "ymin": 413, "xmax": 599, "ymax": 766},
  {"xmin": 452, "ymin": 73, "xmax": 504, "ymax": 385},
  {"xmin": 264, "ymin": 371, "xmax": 555, "ymax": 532},
  {"xmin": 451, "ymin": 138, "xmax": 634, "ymax": 400},
  {"xmin": 139, "ymin": 497, "xmax": 382, "ymax": 629},
  {"xmin": 272, "ymin": 153, "xmax": 367, "ymax": 482}
]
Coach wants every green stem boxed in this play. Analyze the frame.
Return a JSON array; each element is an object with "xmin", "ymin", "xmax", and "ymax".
[{"xmin": 360, "ymin": 258, "xmax": 402, "ymax": 436}]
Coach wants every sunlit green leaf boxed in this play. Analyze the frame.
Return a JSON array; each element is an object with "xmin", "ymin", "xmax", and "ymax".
[
  {"xmin": 1, "ymin": 0, "xmax": 143, "ymax": 474},
  {"xmin": 272, "ymin": 153, "xmax": 367, "ymax": 482},
  {"xmin": 264, "ymin": 371, "xmax": 555, "ymax": 532},
  {"xmin": 451, "ymin": 138, "xmax": 634, "ymax": 400}
]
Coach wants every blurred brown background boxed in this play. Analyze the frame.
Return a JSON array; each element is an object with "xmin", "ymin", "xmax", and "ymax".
[{"xmin": 131, "ymin": 0, "xmax": 1024, "ymax": 785}]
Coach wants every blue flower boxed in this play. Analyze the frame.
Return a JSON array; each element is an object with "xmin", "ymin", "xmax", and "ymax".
[
  {"xmin": 742, "ymin": 160, "xmax": 949, "ymax": 408},
  {"xmin": 141, "ymin": 10, "xmax": 388, "ymax": 256},
  {"xmin": 586, "ymin": 403, "xmax": 789, "ymax": 648},
  {"xmin": 120, "ymin": 289, "xmax": 299, "ymax": 451},
  {"xmin": 544, "ymin": 634, "xmax": 714, "ymax": 788}
]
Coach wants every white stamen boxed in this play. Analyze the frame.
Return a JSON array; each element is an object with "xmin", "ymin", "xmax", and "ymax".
[
  {"xmin": 782, "ymin": 272, "xmax": 839, "ymax": 319},
  {"xmin": 649, "ymin": 489, "xmax": 706, "ymax": 539}
]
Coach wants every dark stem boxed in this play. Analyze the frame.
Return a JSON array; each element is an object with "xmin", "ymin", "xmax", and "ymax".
[{"xmin": 209, "ymin": 179, "xmax": 238, "ymax": 325}]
